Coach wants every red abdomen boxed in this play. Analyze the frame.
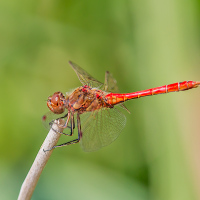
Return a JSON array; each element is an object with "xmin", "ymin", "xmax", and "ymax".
[{"xmin": 106, "ymin": 81, "xmax": 200, "ymax": 105}]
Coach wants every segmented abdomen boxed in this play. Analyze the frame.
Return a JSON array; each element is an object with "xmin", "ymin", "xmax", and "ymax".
[{"xmin": 106, "ymin": 81, "xmax": 200, "ymax": 105}]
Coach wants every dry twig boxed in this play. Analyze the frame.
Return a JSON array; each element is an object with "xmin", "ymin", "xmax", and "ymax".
[{"xmin": 18, "ymin": 119, "xmax": 65, "ymax": 200}]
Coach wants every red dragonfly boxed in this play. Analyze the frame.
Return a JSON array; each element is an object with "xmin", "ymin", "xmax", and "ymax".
[{"xmin": 43, "ymin": 61, "xmax": 200, "ymax": 152}]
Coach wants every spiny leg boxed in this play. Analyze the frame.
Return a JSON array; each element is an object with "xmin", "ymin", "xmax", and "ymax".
[
  {"xmin": 50, "ymin": 113, "xmax": 73, "ymax": 136},
  {"xmin": 65, "ymin": 113, "xmax": 75, "ymax": 136},
  {"xmin": 49, "ymin": 113, "xmax": 68, "ymax": 127},
  {"xmin": 59, "ymin": 113, "xmax": 74, "ymax": 129},
  {"xmin": 46, "ymin": 113, "xmax": 81, "ymax": 151}
]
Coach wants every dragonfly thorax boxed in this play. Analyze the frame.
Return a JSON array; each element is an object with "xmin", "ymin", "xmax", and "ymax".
[{"xmin": 67, "ymin": 85, "xmax": 111, "ymax": 114}]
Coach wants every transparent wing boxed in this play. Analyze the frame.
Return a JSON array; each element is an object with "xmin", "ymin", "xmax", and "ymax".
[
  {"xmin": 104, "ymin": 71, "xmax": 130, "ymax": 113},
  {"xmin": 69, "ymin": 61, "xmax": 103, "ymax": 88},
  {"xmin": 104, "ymin": 71, "xmax": 119, "ymax": 92},
  {"xmin": 42, "ymin": 110, "xmax": 68, "ymax": 130},
  {"xmin": 79, "ymin": 107, "xmax": 126, "ymax": 152}
]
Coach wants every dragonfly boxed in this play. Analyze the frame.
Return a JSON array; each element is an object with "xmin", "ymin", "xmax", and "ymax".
[{"xmin": 43, "ymin": 61, "xmax": 200, "ymax": 152}]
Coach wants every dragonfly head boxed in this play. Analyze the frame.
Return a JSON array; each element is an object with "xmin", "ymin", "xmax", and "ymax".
[{"xmin": 47, "ymin": 92, "xmax": 66, "ymax": 114}]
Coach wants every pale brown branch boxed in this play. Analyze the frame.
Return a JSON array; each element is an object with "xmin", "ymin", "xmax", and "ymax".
[{"xmin": 18, "ymin": 119, "xmax": 65, "ymax": 200}]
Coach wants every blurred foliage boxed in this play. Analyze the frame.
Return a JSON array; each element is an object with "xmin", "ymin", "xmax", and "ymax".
[{"xmin": 0, "ymin": 0, "xmax": 200, "ymax": 200}]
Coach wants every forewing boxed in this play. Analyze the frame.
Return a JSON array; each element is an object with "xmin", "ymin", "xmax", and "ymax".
[
  {"xmin": 69, "ymin": 61, "xmax": 103, "ymax": 88},
  {"xmin": 42, "ymin": 110, "xmax": 68, "ymax": 130},
  {"xmin": 79, "ymin": 107, "xmax": 126, "ymax": 152}
]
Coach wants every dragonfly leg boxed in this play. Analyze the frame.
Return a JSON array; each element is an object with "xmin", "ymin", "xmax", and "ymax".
[
  {"xmin": 64, "ymin": 113, "xmax": 75, "ymax": 136},
  {"xmin": 50, "ymin": 113, "xmax": 73, "ymax": 136},
  {"xmin": 77, "ymin": 112, "xmax": 82, "ymax": 139},
  {"xmin": 44, "ymin": 113, "xmax": 81, "ymax": 151}
]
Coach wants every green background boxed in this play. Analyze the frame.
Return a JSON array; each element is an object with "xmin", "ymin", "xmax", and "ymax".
[{"xmin": 0, "ymin": 1, "xmax": 200, "ymax": 200}]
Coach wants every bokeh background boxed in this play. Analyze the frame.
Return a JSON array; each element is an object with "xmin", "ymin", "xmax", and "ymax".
[{"xmin": 0, "ymin": 1, "xmax": 200, "ymax": 200}]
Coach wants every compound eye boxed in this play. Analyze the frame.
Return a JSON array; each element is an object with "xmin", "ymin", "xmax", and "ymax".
[
  {"xmin": 47, "ymin": 92, "xmax": 65, "ymax": 114},
  {"xmin": 51, "ymin": 94, "xmax": 60, "ymax": 106}
]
